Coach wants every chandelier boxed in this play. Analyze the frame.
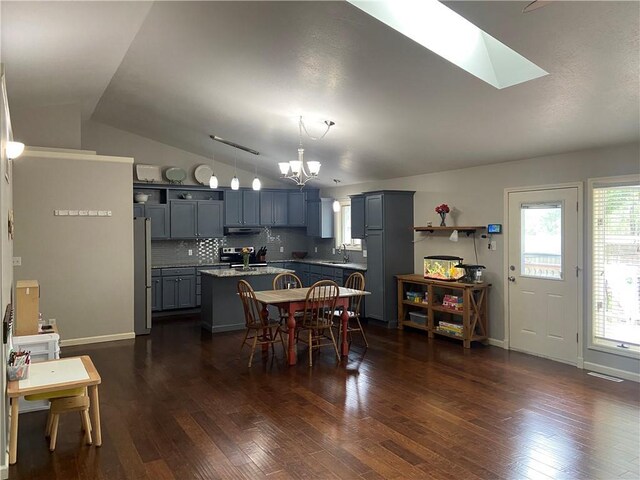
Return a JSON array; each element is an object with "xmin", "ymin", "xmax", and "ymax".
[{"xmin": 278, "ymin": 116, "xmax": 334, "ymax": 188}]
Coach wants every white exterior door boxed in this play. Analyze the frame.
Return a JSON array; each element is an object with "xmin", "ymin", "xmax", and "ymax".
[{"xmin": 507, "ymin": 187, "xmax": 579, "ymax": 365}]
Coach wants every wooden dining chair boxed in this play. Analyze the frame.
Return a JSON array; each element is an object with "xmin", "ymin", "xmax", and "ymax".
[
  {"xmin": 298, "ymin": 280, "xmax": 341, "ymax": 366},
  {"xmin": 334, "ymin": 272, "xmax": 368, "ymax": 348},
  {"xmin": 272, "ymin": 272, "xmax": 304, "ymax": 328},
  {"xmin": 237, "ymin": 279, "xmax": 286, "ymax": 367}
]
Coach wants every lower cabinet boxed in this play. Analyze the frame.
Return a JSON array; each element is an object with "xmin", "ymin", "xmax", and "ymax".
[{"xmin": 162, "ymin": 275, "xmax": 196, "ymax": 310}]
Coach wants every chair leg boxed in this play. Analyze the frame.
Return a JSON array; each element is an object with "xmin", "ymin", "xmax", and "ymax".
[
  {"xmin": 278, "ymin": 328, "xmax": 287, "ymax": 355},
  {"xmin": 45, "ymin": 410, "xmax": 53, "ymax": 437},
  {"xmin": 356, "ymin": 317, "xmax": 369, "ymax": 348},
  {"xmin": 308, "ymin": 329, "xmax": 313, "ymax": 367},
  {"xmin": 81, "ymin": 410, "xmax": 93, "ymax": 445},
  {"xmin": 49, "ymin": 414, "xmax": 60, "ymax": 451},
  {"xmin": 248, "ymin": 332, "xmax": 258, "ymax": 367},
  {"xmin": 240, "ymin": 329, "xmax": 249, "ymax": 350},
  {"xmin": 328, "ymin": 325, "xmax": 341, "ymax": 361}
]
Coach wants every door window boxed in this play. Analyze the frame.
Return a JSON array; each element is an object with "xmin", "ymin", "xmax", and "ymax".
[{"xmin": 521, "ymin": 202, "xmax": 563, "ymax": 280}]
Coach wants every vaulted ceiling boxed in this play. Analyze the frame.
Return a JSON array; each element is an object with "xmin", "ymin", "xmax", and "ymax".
[{"xmin": 2, "ymin": 1, "xmax": 639, "ymax": 186}]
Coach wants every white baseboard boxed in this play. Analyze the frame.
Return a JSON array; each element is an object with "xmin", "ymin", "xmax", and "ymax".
[
  {"xmin": 1, "ymin": 459, "xmax": 8, "ymax": 479},
  {"xmin": 60, "ymin": 332, "xmax": 135, "ymax": 347},
  {"xmin": 487, "ymin": 338, "xmax": 507, "ymax": 348},
  {"xmin": 583, "ymin": 361, "xmax": 640, "ymax": 383}
]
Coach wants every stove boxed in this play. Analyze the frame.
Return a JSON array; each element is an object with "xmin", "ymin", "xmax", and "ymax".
[{"xmin": 219, "ymin": 247, "xmax": 267, "ymax": 268}]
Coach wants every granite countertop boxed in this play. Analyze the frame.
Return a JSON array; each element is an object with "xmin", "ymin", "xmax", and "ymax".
[
  {"xmin": 152, "ymin": 262, "xmax": 228, "ymax": 269},
  {"xmin": 270, "ymin": 259, "xmax": 367, "ymax": 271},
  {"xmin": 200, "ymin": 266, "xmax": 294, "ymax": 278}
]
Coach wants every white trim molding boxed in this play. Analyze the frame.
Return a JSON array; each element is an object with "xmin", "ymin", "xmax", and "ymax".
[
  {"xmin": 487, "ymin": 338, "xmax": 507, "ymax": 348},
  {"xmin": 23, "ymin": 148, "xmax": 133, "ymax": 164},
  {"xmin": 583, "ymin": 361, "xmax": 640, "ymax": 383},
  {"xmin": 60, "ymin": 332, "xmax": 135, "ymax": 347}
]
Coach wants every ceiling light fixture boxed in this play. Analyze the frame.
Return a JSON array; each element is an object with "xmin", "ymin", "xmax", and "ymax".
[
  {"xmin": 6, "ymin": 141, "xmax": 25, "ymax": 160},
  {"xmin": 332, "ymin": 179, "xmax": 341, "ymax": 212},
  {"xmin": 278, "ymin": 116, "xmax": 334, "ymax": 188},
  {"xmin": 209, "ymin": 155, "xmax": 219, "ymax": 189},
  {"xmin": 231, "ymin": 157, "xmax": 239, "ymax": 190},
  {"xmin": 348, "ymin": 0, "xmax": 548, "ymax": 89}
]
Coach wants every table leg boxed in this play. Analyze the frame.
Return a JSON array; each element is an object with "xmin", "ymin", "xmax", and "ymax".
[
  {"xmin": 261, "ymin": 305, "xmax": 270, "ymax": 354},
  {"xmin": 341, "ymin": 304, "xmax": 349, "ymax": 357},
  {"xmin": 9, "ymin": 398, "xmax": 18, "ymax": 464},
  {"xmin": 89, "ymin": 385, "xmax": 102, "ymax": 446},
  {"xmin": 287, "ymin": 309, "xmax": 297, "ymax": 366}
]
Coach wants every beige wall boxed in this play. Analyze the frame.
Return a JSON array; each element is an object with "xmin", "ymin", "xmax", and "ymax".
[
  {"xmin": 13, "ymin": 149, "xmax": 134, "ymax": 343},
  {"xmin": 82, "ymin": 120, "xmax": 289, "ymax": 189},
  {"xmin": 324, "ymin": 142, "xmax": 640, "ymax": 375},
  {"xmin": 10, "ymin": 103, "xmax": 81, "ymax": 150}
]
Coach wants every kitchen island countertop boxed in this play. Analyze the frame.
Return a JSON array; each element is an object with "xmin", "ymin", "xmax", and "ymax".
[{"xmin": 200, "ymin": 266, "xmax": 293, "ymax": 278}]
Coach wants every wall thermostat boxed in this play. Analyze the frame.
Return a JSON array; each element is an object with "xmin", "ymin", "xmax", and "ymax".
[{"xmin": 487, "ymin": 223, "xmax": 502, "ymax": 234}]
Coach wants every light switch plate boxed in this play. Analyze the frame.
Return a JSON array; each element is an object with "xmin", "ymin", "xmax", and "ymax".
[
  {"xmin": 188, "ymin": 249, "xmax": 193, "ymax": 256},
  {"xmin": 314, "ymin": 247, "xmax": 318, "ymax": 253},
  {"xmin": 490, "ymin": 240, "xmax": 497, "ymax": 251},
  {"xmin": 279, "ymin": 246, "xmax": 284, "ymax": 253},
  {"xmin": 363, "ymin": 249, "xmax": 367, "ymax": 258},
  {"xmin": 332, "ymin": 248, "xmax": 335, "ymax": 255}
]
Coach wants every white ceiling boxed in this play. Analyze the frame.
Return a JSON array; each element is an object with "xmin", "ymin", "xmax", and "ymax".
[{"xmin": 2, "ymin": 1, "xmax": 639, "ymax": 186}]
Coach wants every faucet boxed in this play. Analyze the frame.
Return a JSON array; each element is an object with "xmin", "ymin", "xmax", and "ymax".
[{"xmin": 340, "ymin": 244, "xmax": 350, "ymax": 263}]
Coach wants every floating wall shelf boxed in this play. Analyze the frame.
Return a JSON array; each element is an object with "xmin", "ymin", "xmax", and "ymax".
[{"xmin": 414, "ymin": 226, "xmax": 486, "ymax": 236}]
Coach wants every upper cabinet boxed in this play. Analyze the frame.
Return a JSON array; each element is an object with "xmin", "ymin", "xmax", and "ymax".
[
  {"xmin": 288, "ymin": 191, "xmax": 306, "ymax": 226},
  {"xmin": 350, "ymin": 194, "xmax": 365, "ymax": 239},
  {"xmin": 307, "ymin": 198, "xmax": 334, "ymax": 238},
  {"xmin": 146, "ymin": 204, "xmax": 170, "ymax": 239},
  {"xmin": 260, "ymin": 191, "xmax": 288, "ymax": 226},
  {"xmin": 224, "ymin": 190, "xmax": 260, "ymax": 227},
  {"xmin": 170, "ymin": 200, "xmax": 223, "ymax": 239},
  {"xmin": 365, "ymin": 193, "xmax": 384, "ymax": 230}
]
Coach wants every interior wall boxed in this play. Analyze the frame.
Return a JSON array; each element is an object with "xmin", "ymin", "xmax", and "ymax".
[
  {"xmin": 13, "ymin": 149, "xmax": 134, "ymax": 343},
  {"xmin": 0, "ymin": 67, "xmax": 14, "ymax": 479},
  {"xmin": 323, "ymin": 142, "xmax": 640, "ymax": 376},
  {"xmin": 10, "ymin": 103, "xmax": 81, "ymax": 150},
  {"xmin": 82, "ymin": 120, "xmax": 288, "ymax": 189}
]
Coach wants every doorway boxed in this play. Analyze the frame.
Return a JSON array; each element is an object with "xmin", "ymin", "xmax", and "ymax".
[{"xmin": 506, "ymin": 186, "xmax": 581, "ymax": 365}]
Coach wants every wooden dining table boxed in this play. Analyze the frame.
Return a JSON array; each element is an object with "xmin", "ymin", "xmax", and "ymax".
[{"xmin": 253, "ymin": 286, "xmax": 370, "ymax": 365}]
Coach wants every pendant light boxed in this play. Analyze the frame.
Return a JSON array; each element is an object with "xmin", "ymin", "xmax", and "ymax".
[
  {"xmin": 332, "ymin": 179, "xmax": 341, "ymax": 212},
  {"xmin": 252, "ymin": 164, "xmax": 261, "ymax": 191},
  {"xmin": 209, "ymin": 154, "xmax": 219, "ymax": 189},
  {"xmin": 231, "ymin": 156, "xmax": 239, "ymax": 190}
]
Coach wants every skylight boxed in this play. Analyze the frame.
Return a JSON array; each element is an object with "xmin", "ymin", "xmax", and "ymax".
[{"xmin": 348, "ymin": 0, "xmax": 548, "ymax": 89}]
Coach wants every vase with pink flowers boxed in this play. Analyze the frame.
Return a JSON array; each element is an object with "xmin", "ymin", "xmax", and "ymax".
[{"xmin": 435, "ymin": 204, "xmax": 450, "ymax": 227}]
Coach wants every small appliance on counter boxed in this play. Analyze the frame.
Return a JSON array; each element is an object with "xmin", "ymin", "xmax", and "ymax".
[
  {"xmin": 457, "ymin": 264, "xmax": 486, "ymax": 284},
  {"xmin": 423, "ymin": 256, "xmax": 464, "ymax": 281},
  {"xmin": 219, "ymin": 247, "xmax": 268, "ymax": 268}
]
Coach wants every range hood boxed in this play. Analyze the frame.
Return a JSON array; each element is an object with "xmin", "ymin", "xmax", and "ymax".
[{"xmin": 224, "ymin": 227, "xmax": 262, "ymax": 236}]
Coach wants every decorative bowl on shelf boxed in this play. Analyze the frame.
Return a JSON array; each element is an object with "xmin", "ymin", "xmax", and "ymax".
[
  {"xmin": 291, "ymin": 251, "xmax": 308, "ymax": 259},
  {"xmin": 134, "ymin": 192, "xmax": 149, "ymax": 204}
]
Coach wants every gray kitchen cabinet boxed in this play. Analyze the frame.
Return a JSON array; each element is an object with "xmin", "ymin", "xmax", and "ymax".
[
  {"xmin": 196, "ymin": 201, "xmax": 224, "ymax": 238},
  {"xmin": 260, "ymin": 191, "xmax": 288, "ymax": 226},
  {"xmin": 287, "ymin": 191, "xmax": 306, "ymax": 226},
  {"xmin": 365, "ymin": 193, "xmax": 384, "ymax": 230},
  {"xmin": 146, "ymin": 204, "xmax": 170, "ymax": 239},
  {"xmin": 363, "ymin": 191, "xmax": 414, "ymax": 326},
  {"xmin": 350, "ymin": 195, "xmax": 365, "ymax": 239},
  {"xmin": 170, "ymin": 200, "xmax": 223, "ymax": 238},
  {"xmin": 170, "ymin": 201, "xmax": 197, "ymax": 238},
  {"xmin": 133, "ymin": 204, "xmax": 145, "ymax": 218},
  {"xmin": 151, "ymin": 277, "xmax": 162, "ymax": 311},
  {"xmin": 307, "ymin": 198, "xmax": 334, "ymax": 238},
  {"xmin": 162, "ymin": 275, "xmax": 196, "ymax": 310},
  {"xmin": 225, "ymin": 190, "xmax": 260, "ymax": 226}
]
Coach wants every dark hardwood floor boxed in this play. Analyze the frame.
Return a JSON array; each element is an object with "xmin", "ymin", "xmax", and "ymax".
[{"xmin": 10, "ymin": 315, "xmax": 640, "ymax": 479}]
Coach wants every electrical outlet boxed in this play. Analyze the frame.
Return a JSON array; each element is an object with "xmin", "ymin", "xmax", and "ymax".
[
  {"xmin": 363, "ymin": 249, "xmax": 367, "ymax": 258},
  {"xmin": 314, "ymin": 247, "xmax": 318, "ymax": 253},
  {"xmin": 332, "ymin": 248, "xmax": 336, "ymax": 255},
  {"xmin": 490, "ymin": 241, "xmax": 497, "ymax": 251},
  {"xmin": 12, "ymin": 257, "xmax": 21, "ymax": 266},
  {"xmin": 279, "ymin": 246, "xmax": 284, "ymax": 253},
  {"xmin": 48, "ymin": 318, "xmax": 56, "ymax": 325},
  {"xmin": 188, "ymin": 249, "xmax": 193, "ymax": 256}
]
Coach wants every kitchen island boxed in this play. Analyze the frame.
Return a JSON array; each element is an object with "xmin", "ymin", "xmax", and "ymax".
[{"xmin": 200, "ymin": 266, "xmax": 294, "ymax": 333}]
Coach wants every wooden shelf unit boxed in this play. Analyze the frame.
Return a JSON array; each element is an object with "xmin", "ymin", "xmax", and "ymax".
[{"xmin": 396, "ymin": 274, "xmax": 490, "ymax": 348}]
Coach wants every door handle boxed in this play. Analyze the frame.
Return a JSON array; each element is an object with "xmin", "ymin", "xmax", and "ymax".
[{"xmin": 508, "ymin": 276, "xmax": 516, "ymax": 282}]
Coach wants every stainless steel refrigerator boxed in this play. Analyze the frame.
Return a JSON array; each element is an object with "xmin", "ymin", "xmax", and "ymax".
[{"xmin": 134, "ymin": 217, "xmax": 152, "ymax": 335}]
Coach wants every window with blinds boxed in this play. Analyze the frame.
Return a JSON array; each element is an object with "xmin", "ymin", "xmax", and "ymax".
[{"xmin": 591, "ymin": 179, "xmax": 640, "ymax": 353}]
